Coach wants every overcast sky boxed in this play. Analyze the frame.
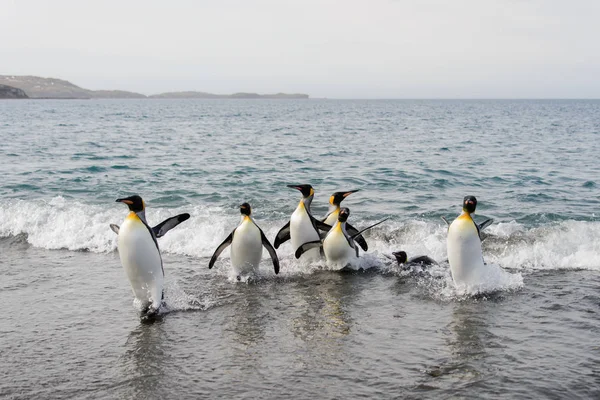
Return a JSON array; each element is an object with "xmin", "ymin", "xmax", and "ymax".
[{"xmin": 1, "ymin": 0, "xmax": 599, "ymax": 98}]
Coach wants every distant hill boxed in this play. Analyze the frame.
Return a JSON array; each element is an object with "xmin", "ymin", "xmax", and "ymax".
[
  {"xmin": 0, "ymin": 84, "xmax": 28, "ymax": 99},
  {"xmin": 92, "ymin": 90, "xmax": 147, "ymax": 99},
  {"xmin": 150, "ymin": 91, "xmax": 309, "ymax": 99},
  {"xmin": 0, "ymin": 75, "xmax": 146, "ymax": 99},
  {"xmin": 0, "ymin": 75, "xmax": 309, "ymax": 99}
]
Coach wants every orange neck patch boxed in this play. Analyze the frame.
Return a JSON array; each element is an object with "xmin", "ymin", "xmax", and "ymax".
[{"xmin": 458, "ymin": 212, "xmax": 472, "ymax": 221}]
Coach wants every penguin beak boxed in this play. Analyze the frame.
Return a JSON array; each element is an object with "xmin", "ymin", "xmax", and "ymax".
[
  {"xmin": 287, "ymin": 185, "xmax": 302, "ymax": 191},
  {"xmin": 343, "ymin": 189, "xmax": 359, "ymax": 197},
  {"xmin": 116, "ymin": 198, "xmax": 133, "ymax": 205}
]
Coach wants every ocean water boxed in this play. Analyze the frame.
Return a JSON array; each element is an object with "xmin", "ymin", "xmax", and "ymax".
[{"xmin": 1, "ymin": 99, "xmax": 599, "ymax": 399}]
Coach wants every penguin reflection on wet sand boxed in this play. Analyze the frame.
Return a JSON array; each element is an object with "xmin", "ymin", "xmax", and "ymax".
[
  {"xmin": 295, "ymin": 207, "xmax": 388, "ymax": 271},
  {"xmin": 209, "ymin": 203, "xmax": 279, "ymax": 280},
  {"xmin": 114, "ymin": 195, "xmax": 189, "ymax": 319},
  {"xmin": 322, "ymin": 190, "xmax": 368, "ymax": 251},
  {"xmin": 446, "ymin": 195, "xmax": 490, "ymax": 288},
  {"xmin": 274, "ymin": 184, "xmax": 331, "ymax": 260}
]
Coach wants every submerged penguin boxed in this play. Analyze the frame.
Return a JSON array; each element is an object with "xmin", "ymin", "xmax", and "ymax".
[
  {"xmin": 446, "ymin": 196, "xmax": 488, "ymax": 287},
  {"xmin": 322, "ymin": 190, "xmax": 368, "ymax": 251},
  {"xmin": 209, "ymin": 203, "xmax": 279, "ymax": 280},
  {"xmin": 115, "ymin": 195, "xmax": 189, "ymax": 318},
  {"xmin": 274, "ymin": 184, "xmax": 331, "ymax": 260},
  {"xmin": 295, "ymin": 207, "xmax": 388, "ymax": 270},
  {"xmin": 391, "ymin": 251, "xmax": 439, "ymax": 270}
]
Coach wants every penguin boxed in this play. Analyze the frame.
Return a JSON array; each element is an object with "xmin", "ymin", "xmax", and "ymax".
[
  {"xmin": 209, "ymin": 203, "xmax": 279, "ymax": 280},
  {"xmin": 274, "ymin": 184, "xmax": 331, "ymax": 260},
  {"xmin": 391, "ymin": 251, "xmax": 438, "ymax": 270},
  {"xmin": 295, "ymin": 207, "xmax": 388, "ymax": 270},
  {"xmin": 322, "ymin": 190, "xmax": 368, "ymax": 251},
  {"xmin": 446, "ymin": 195, "xmax": 488, "ymax": 287},
  {"xmin": 115, "ymin": 195, "xmax": 174, "ymax": 318}
]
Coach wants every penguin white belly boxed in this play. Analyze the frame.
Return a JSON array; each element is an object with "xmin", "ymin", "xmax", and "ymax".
[
  {"xmin": 323, "ymin": 210, "xmax": 339, "ymax": 227},
  {"xmin": 117, "ymin": 215, "xmax": 163, "ymax": 310},
  {"xmin": 323, "ymin": 228, "xmax": 357, "ymax": 268},
  {"xmin": 290, "ymin": 205, "xmax": 321, "ymax": 260},
  {"xmin": 447, "ymin": 215, "xmax": 485, "ymax": 287},
  {"xmin": 230, "ymin": 219, "xmax": 263, "ymax": 276}
]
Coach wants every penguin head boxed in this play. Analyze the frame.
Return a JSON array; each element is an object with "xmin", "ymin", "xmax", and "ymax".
[
  {"xmin": 462, "ymin": 195, "xmax": 477, "ymax": 214},
  {"xmin": 240, "ymin": 202, "xmax": 252, "ymax": 216},
  {"xmin": 338, "ymin": 207, "xmax": 350, "ymax": 222},
  {"xmin": 116, "ymin": 195, "xmax": 145, "ymax": 212},
  {"xmin": 392, "ymin": 251, "xmax": 408, "ymax": 264},
  {"xmin": 287, "ymin": 184, "xmax": 314, "ymax": 199},
  {"xmin": 329, "ymin": 189, "xmax": 359, "ymax": 206}
]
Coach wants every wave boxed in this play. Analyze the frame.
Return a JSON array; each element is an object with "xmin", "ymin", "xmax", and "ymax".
[{"xmin": 1, "ymin": 197, "xmax": 599, "ymax": 275}]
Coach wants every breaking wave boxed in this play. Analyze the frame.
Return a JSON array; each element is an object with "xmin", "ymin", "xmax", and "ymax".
[{"xmin": 1, "ymin": 197, "xmax": 598, "ymax": 282}]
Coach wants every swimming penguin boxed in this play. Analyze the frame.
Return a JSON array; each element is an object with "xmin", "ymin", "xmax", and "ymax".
[
  {"xmin": 322, "ymin": 190, "xmax": 368, "ymax": 251},
  {"xmin": 391, "ymin": 251, "xmax": 439, "ymax": 270},
  {"xmin": 446, "ymin": 195, "xmax": 488, "ymax": 288},
  {"xmin": 209, "ymin": 203, "xmax": 279, "ymax": 280},
  {"xmin": 274, "ymin": 184, "xmax": 331, "ymax": 260},
  {"xmin": 295, "ymin": 207, "xmax": 388, "ymax": 270},
  {"xmin": 115, "ymin": 195, "xmax": 177, "ymax": 318}
]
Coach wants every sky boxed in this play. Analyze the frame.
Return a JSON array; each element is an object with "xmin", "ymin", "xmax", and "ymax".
[{"xmin": 1, "ymin": 0, "xmax": 599, "ymax": 98}]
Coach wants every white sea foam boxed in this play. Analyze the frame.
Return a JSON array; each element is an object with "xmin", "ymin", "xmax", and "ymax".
[
  {"xmin": 443, "ymin": 262, "xmax": 524, "ymax": 297},
  {"xmin": 485, "ymin": 220, "xmax": 600, "ymax": 271},
  {"xmin": 0, "ymin": 196, "xmax": 120, "ymax": 252}
]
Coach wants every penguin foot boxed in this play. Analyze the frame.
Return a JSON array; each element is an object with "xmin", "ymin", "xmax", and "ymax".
[{"xmin": 140, "ymin": 305, "xmax": 161, "ymax": 323}]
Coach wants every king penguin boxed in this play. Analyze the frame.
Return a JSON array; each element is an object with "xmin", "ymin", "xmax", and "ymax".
[
  {"xmin": 115, "ymin": 195, "xmax": 166, "ymax": 318},
  {"xmin": 296, "ymin": 207, "xmax": 388, "ymax": 270},
  {"xmin": 274, "ymin": 184, "xmax": 331, "ymax": 260},
  {"xmin": 209, "ymin": 203, "xmax": 279, "ymax": 280},
  {"xmin": 446, "ymin": 195, "xmax": 488, "ymax": 288},
  {"xmin": 322, "ymin": 190, "xmax": 368, "ymax": 251}
]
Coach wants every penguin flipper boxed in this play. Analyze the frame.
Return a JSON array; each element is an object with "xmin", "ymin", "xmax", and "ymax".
[
  {"xmin": 208, "ymin": 231, "xmax": 234, "ymax": 269},
  {"xmin": 477, "ymin": 218, "xmax": 494, "ymax": 232},
  {"xmin": 110, "ymin": 224, "xmax": 120, "ymax": 234},
  {"xmin": 259, "ymin": 228, "xmax": 280, "ymax": 274},
  {"xmin": 311, "ymin": 216, "xmax": 332, "ymax": 232},
  {"xmin": 153, "ymin": 213, "xmax": 191, "ymax": 238},
  {"xmin": 441, "ymin": 216, "xmax": 450, "ymax": 226},
  {"xmin": 295, "ymin": 241, "xmax": 322, "ymax": 259},
  {"xmin": 274, "ymin": 221, "xmax": 291, "ymax": 249},
  {"xmin": 346, "ymin": 223, "xmax": 368, "ymax": 251},
  {"xmin": 351, "ymin": 217, "xmax": 390, "ymax": 239}
]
